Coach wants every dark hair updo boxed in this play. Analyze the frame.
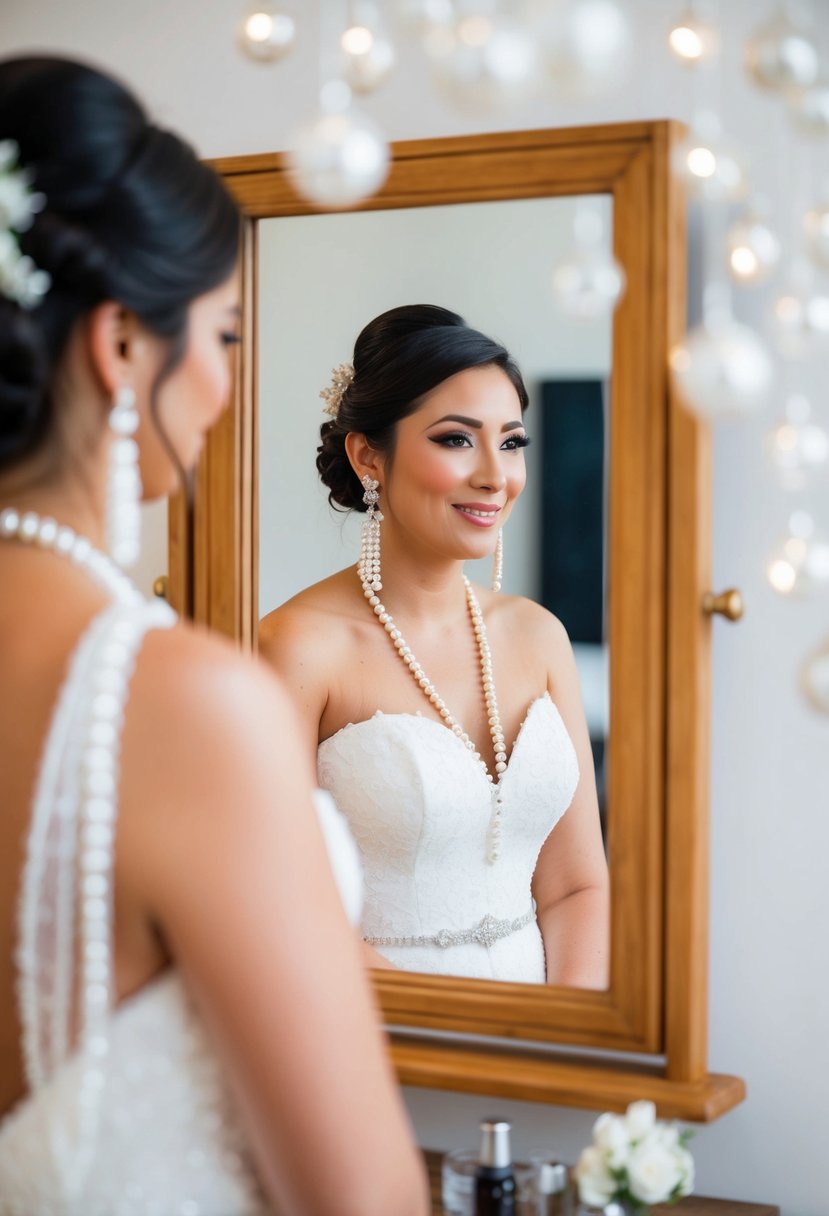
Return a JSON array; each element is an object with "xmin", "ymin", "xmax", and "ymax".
[
  {"xmin": 317, "ymin": 304, "xmax": 529, "ymax": 511},
  {"xmin": 0, "ymin": 56, "xmax": 240, "ymax": 470}
]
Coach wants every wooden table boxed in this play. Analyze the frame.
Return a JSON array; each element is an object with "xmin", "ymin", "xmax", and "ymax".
[{"xmin": 424, "ymin": 1150, "xmax": 779, "ymax": 1215}]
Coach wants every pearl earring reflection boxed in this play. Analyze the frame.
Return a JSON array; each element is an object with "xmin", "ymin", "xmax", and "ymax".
[
  {"xmin": 358, "ymin": 475, "xmax": 383, "ymax": 594},
  {"xmin": 106, "ymin": 385, "xmax": 141, "ymax": 568},
  {"xmin": 491, "ymin": 528, "xmax": 503, "ymax": 593}
]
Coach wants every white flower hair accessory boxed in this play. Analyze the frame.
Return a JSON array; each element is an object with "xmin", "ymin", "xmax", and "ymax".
[
  {"xmin": 0, "ymin": 139, "xmax": 50, "ymax": 310},
  {"xmin": 319, "ymin": 361, "xmax": 355, "ymax": 418}
]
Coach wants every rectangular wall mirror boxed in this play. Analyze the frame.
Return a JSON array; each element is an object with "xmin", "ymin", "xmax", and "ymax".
[{"xmin": 172, "ymin": 122, "xmax": 744, "ymax": 1120}]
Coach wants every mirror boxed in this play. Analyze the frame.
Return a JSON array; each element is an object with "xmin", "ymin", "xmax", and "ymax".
[
  {"xmin": 180, "ymin": 123, "xmax": 745, "ymax": 1118},
  {"xmin": 257, "ymin": 194, "xmax": 612, "ymax": 903}
]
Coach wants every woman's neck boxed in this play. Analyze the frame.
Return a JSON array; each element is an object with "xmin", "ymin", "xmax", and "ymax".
[
  {"xmin": 0, "ymin": 452, "xmax": 106, "ymax": 549},
  {"xmin": 366, "ymin": 542, "xmax": 470, "ymax": 628}
]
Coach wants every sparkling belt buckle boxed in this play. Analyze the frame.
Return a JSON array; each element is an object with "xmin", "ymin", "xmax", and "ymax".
[{"xmin": 365, "ymin": 905, "xmax": 535, "ymax": 950}]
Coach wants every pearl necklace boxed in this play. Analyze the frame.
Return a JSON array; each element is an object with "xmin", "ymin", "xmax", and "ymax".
[
  {"xmin": 0, "ymin": 507, "xmax": 142, "ymax": 605},
  {"xmin": 3, "ymin": 505, "xmax": 170, "ymax": 1195},
  {"xmin": 358, "ymin": 555, "xmax": 508, "ymax": 862}
]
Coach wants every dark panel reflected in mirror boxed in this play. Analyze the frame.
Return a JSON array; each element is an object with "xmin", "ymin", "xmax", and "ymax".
[{"xmin": 539, "ymin": 379, "xmax": 607, "ymax": 836}]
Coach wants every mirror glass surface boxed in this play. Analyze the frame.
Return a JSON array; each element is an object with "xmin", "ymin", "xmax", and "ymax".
[{"xmin": 258, "ymin": 194, "xmax": 613, "ymax": 984}]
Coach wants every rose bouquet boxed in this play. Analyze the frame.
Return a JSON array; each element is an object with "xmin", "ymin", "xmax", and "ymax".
[{"xmin": 575, "ymin": 1100, "xmax": 694, "ymax": 1212}]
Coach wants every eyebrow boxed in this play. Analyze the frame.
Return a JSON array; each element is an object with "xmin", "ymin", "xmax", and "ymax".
[{"xmin": 428, "ymin": 414, "xmax": 524, "ymax": 432}]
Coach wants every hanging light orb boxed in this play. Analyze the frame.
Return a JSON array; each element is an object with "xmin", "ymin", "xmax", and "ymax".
[
  {"xmin": 744, "ymin": 8, "xmax": 819, "ymax": 93},
  {"xmin": 801, "ymin": 639, "xmax": 829, "ymax": 715},
  {"xmin": 769, "ymin": 278, "xmax": 829, "ymax": 359},
  {"xmin": 551, "ymin": 205, "xmax": 626, "ymax": 320},
  {"xmin": 394, "ymin": 0, "xmax": 454, "ymax": 41},
  {"xmin": 539, "ymin": 0, "xmax": 633, "ymax": 101},
  {"xmin": 765, "ymin": 392, "xmax": 829, "ymax": 491},
  {"xmin": 672, "ymin": 116, "xmax": 748, "ymax": 203},
  {"xmin": 803, "ymin": 199, "xmax": 829, "ymax": 272},
  {"xmin": 431, "ymin": 14, "xmax": 540, "ymax": 112},
  {"xmin": 766, "ymin": 510, "xmax": 829, "ymax": 597},
  {"xmin": 237, "ymin": 3, "xmax": 296, "ymax": 62},
  {"xmin": 726, "ymin": 207, "xmax": 781, "ymax": 285},
  {"xmin": 551, "ymin": 248, "xmax": 626, "ymax": 319},
  {"xmin": 341, "ymin": 24, "xmax": 397, "ymax": 93},
  {"xmin": 789, "ymin": 77, "xmax": 829, "ymax": 138},
  {"xmin": 670, "ymin": 319, "xmax": 774, "ymax": 421},
  {"xmin": 668, "ymin": 4, "xmax": 721, "ymax": 66},
  {"xmin": 287, "ymin": 88, "xmax": 390, "ymax": 209}
]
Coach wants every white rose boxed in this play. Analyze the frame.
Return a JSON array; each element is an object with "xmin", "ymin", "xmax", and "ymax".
[
  {"xmin": 674, "ymin": 1144, "xmax": 695, "ymax": 1196},
  {"xmin": 649, "ymin": 1121, "xmax": 680, "ymax": 1151},
  {"xmin": 627, "ymin": 1132, "xmax": 682, "ymax": 1205},
  {"xmin": 624, "ymin": 1100, "xmax": 656, "ymax": 1141},
  {"xmin": 592, "ymin": 1112, "xmax": 631, "ymax": 1169},
  {"xmin": 575, "ymin": 1145, "xmax": 617, "ymax": 1208}
]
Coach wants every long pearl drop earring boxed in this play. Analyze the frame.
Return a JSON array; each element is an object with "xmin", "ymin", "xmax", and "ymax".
[
  {"xmin": 358, "ymin": 475, "xmax": 383, "ymax": 593},
  {"xmin": 105, "ymin": 386, "xmax": 142, "ymax": 568},
  {"xmin": 491, "ymin": 528, "xmax": 504, "ymax": 592}
]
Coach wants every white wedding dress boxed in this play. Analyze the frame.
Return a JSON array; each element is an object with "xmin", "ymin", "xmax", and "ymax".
[
  {"xmin": 317, "ymin": 692, "xmax": 579, "ymax": 983},
  {"xmin": 0, "ymin": 598, "xmax": 362, "ymax": 1216}
]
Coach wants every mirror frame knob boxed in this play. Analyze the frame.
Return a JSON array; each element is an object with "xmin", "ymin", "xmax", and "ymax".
[{"xmin": 702, "ymin": 588, "xmax": 743, "ymax": 621}]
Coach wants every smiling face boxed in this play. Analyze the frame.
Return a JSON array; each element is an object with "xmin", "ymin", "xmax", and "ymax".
[
  {"xmin": 137, "ymin": 273, "xmax": 241, "ymax": 498},
  {"xmin": 372, "ymin": 363, "xmax": 529, "ymax": 565}
]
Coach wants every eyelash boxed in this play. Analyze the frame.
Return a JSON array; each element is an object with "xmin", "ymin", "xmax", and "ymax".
[
  {"xmin": 220, "ymin": 331, "xmax": 242, "ymax": 348},
  {"xmin": 430, "ymin": 431, "xmax": 532, "ymax": 451}
]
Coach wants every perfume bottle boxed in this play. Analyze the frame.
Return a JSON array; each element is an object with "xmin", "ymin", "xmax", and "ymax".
[
  {"xmin": 474, "ymin": 1118, "xmax": 516, "ymax": 1216},
  {"xmin": 536, "ymin": 1160, "xmax": 570, "ymax": 1215}
]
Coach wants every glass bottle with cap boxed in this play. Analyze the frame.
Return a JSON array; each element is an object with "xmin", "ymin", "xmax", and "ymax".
[
  {"xmin": 475, "ymin": 1117, "xmax": 516, "ymax": 1215},
  {"xmin": 534, "ymin": 1160, "xmax": 570, "ymax": 1215}
]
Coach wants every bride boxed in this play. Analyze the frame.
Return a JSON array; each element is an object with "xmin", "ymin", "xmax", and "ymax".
[
  {"xmin": 0, "ymin": 57, "xmax": 428, "ymax": 1215},
  {"xmin": 260, "ymin": 304, "xmax": 609, "ymax": 988}
]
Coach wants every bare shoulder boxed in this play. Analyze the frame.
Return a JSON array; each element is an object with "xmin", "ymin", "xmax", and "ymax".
[
  {"xmin": 481, "ymin": 587, "xmax": 572, "ymax": 651},
  {"xmin": 126, "ymin": 619, "xmax": 310, "ymax": 807},
  {"xmin": 139, "ymin": 618, "xmax": 290, "ymax": 717},
  {"xmin": 259, "ymin": 567, "xmax": 361, "ymax": 670},
  {"xmin": 473, "ymin": 586, "xmax": 578, "ymax": 698}
]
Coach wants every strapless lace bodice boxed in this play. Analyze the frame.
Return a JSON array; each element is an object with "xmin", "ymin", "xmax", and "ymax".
[
  {"xmin": 317, "ymin": 692, "xmax": 579, "ymax": 983},
  {"xmin": 0, "ymin": 599, "xmax": 362, "ymax": 1215}
]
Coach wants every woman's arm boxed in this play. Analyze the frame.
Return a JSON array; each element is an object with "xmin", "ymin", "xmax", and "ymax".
[
  {"xmin": 122, "ymin": 628, "xmax": 429, "ymax": 1216},
  {"xmin": 528, "ymin": 612, "xmax": 610, "ymax": 991}
]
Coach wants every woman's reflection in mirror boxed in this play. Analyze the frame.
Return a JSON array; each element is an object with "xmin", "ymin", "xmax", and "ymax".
[{"xmin": 260, "ymin": 304, "xmax": 609, "ymax": 988}]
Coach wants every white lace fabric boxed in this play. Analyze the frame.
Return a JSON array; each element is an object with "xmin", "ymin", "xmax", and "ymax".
[
  {"xmin": 0, "ymin": 598, "xmax": 363, "ymax": 1215},
  {"xmin": 317, "ymin": 692, "xmax": 580, "ymax": 983}
]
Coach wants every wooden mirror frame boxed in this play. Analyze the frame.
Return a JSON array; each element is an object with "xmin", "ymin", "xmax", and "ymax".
[{"xmin": 169, "ymin": 121, "xmax": 744, "ymax": 1120}]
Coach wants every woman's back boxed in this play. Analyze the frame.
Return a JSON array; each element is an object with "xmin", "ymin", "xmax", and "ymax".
[
  {"xmin": 0, "ymin": 543, "xmax": 117, "ymax": 1119},
  {"xmin": 0, "ymin": 566, "xmax": 271, "ymax": 1213},
  {"xmin": 0, "ymin": 532, "xmax": 420, "ymax": 1214}
]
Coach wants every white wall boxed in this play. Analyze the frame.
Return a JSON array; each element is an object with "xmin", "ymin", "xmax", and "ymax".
[{"xmin": 3, "ymin": 3, "xmax": 827, "ymax": 1212}]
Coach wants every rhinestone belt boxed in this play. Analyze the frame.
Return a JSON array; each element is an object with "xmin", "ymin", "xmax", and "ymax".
[{"xmin": 364, "ymin": 906, "xmax": 535, "ymax": 951}]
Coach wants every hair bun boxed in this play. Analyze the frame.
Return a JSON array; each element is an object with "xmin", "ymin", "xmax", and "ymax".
[
  {"xmin": 0, "ymin": 55, "xmax": 240, "ymax": 474},
  {"xmin": 0, "ymin": 299, "xmax": 49, "ymax": 464},
  {"xmin": 316, "ymin": 420, "xmax": 364, "ymax": 511}
]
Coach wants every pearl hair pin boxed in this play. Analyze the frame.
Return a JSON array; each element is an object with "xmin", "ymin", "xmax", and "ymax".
[{"xmin": 319, "ymin": 361, "xmax": 355, "ymax": 418}]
